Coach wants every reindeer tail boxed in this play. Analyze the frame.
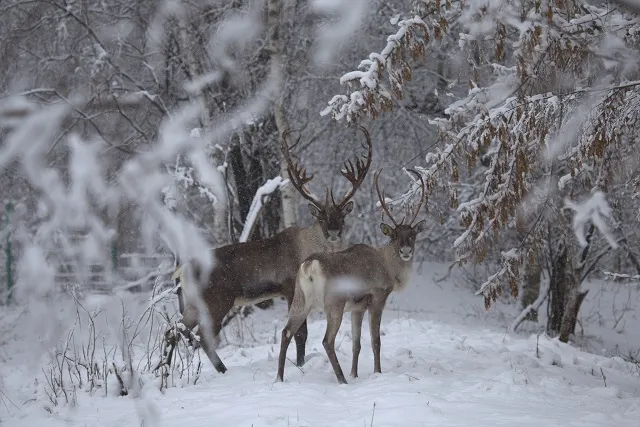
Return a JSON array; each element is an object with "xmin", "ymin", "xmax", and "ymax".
[
  {"xmin": 297, "ymin": 259, "xmax": 324, "ymax": 307},
  {"xmin": 300, "ymin": 259, "xmax": 321, "ymax": 282}
]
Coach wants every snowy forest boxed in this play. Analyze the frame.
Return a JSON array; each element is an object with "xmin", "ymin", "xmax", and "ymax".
[{"xmin": 2, "ymin": 0, "xmax": 640, "ymax": 426}]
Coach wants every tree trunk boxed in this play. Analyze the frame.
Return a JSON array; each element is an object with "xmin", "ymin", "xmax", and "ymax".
[
  {"xmin": 229, "ymin": 135, "xmax": 263, "ymax": 241},
  {"xmin": 211, "ymin": 158, "xmax": 229, "ymax": 245},
  {"xmin": 176, "ymin": 11, "xmax": 231, "ymax": 244},
  {"xmin": 550, "ymin": 239, "xmax": 590, "ymax": 343},
  {"xmin": 176, "ymin": 8, "xmax": 209, "ymax": 126},
  {"xmin": 244, "ymin": 0, "xmax": 292, "ymax": 313},
  {"xmin": 274, "ymin": 103, "xmax": 298, "ymax": 228},
  {"xmin": 269, "ymin": 0, "xmax": 298, "ymax": 229},
  {"xmin": 521, "ymin": 258, "xmax": 541, "ymax": 322},
  {"xmin": 547, "ymin": 244, "xmax": 568, "ymax": 334},
  {"xmin": 559, "ymin": 284, "xmax": 588, "ymax": 342},
  {"xmin": 181, "ymin": 4, "xmax": 229, "ymax": 242},
  {"xmin": 558, "ymin": 221, "xmax": 597, "ymax": 342},
  {"xmin": 560, "ymin": 290, "xmax": 589, "ymax": 342}
]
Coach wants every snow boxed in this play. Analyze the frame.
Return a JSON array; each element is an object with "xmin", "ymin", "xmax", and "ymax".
[
  {"xmin": 565, "ymin": 191, "xmax": 619, "ymax": 249},
  {"xmin": 2, "ymin": 263, "xmax": 640, "ymax": 427}
]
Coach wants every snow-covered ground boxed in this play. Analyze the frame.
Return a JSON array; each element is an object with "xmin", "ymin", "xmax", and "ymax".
[{"xmin": 2, "ymin": 262, "xmax": 640, "ymax": 427}]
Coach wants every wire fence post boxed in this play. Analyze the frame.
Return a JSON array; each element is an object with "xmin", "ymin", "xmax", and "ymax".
[
  {"xmin": 111, "ymin": 242, "xmax": 118, "ymax": 272},
  {"xmin": 5, "ymin": 201, "xmax": 13, "ymax": 304}
]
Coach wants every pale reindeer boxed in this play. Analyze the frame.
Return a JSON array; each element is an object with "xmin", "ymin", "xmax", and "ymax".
[
  {"xmin": 276, "ymin": 168, "xmax": 426, "ymax": 384},
  {"xmin": 172, "ymin": 126, "xmax": 373, "ymax": 373}
]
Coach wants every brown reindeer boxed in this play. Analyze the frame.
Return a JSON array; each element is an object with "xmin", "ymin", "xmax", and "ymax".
[
  {"xmin": 276, "ymin": 168, "xmax": 426, "ymax": 384},
  {"xmin": 173, "ymin": 126, "xmax": 373, "ymax": 374}
]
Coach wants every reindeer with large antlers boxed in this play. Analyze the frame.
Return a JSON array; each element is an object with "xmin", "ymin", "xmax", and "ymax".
[
  {"xmin": 173, "ymin": 126, "xmax": 373, "ymax": 374},
  {"xmin": 276, "ymin": 168, "xmax": 426, "ymax": 384}
]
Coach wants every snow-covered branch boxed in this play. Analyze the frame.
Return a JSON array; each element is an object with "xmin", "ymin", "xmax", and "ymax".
[
  {"xmin": 320, "ymin": 15, "xmax": 431, "ymax": 123},
  {"xmin": 602, "ymin": 271, "xmax": 640, "ymax": 281},
  {"xmin": 238, "ymin": 176, "xmax": 289, "ymax": 243},
  {"xmin": 565, "ymin": 191, "xmax": 619, "ymax": 250}
]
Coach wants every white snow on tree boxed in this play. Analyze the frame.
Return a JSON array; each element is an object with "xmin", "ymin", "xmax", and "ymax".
[{"xmin": 323, "ymin": 0, "xmax": 640, "ymax": 310}]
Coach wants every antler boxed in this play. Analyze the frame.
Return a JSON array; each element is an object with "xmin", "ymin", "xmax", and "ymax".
[
  {"xmin": 281, "ymin": 129, "xmax": 324, "ymax": 208},
  {"xmin": 374, "ymin": 168, "xmax": 401, "ymax": 227},
  {"xmin": 405, "ymin": 169, "xmax": 426, "ymax": 225},
  {"xmin": 332, "ymin": 125, "xmax": 373, "ymax": 209}
]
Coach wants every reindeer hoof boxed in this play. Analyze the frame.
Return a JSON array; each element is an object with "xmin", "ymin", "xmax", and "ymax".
[{"xmin": 215, "ymin": 363, "xmax": 228, "ymax": 374}]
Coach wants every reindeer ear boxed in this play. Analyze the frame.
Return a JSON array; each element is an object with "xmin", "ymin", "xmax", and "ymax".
[
  {"xmin": 380, "ymin": 223, "xmax": 394, "ymax": 237},
  {"xmin": 308, "ymin": 204, "xmax": 322, "ymax": 218},
  {"xmin": 342, "ymin": 201, "xmax": 354, "ymax": 214},
  {"xmin": 413, "ymin": 219, "xmax": 426, "ymax": 234}
]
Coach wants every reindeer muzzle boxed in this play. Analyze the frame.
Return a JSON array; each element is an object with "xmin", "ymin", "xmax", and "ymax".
[
  {"xmin": 399, "ymin": 246, "xmax": 413, "ymax": 261},
  {"xmin": 327, "ymin": 230, "xmax": 341, "ymax": 243}
]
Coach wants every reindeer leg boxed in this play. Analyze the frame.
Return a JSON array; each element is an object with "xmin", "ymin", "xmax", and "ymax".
[
  {"xmin": 286, "ymin": 283, "xmax": 309, "ymax": 368},
  {"xmin": 277, "ymin": 290, "xmax": 310, "ymax": 382},
  {"xmin": 193, "ymin": 296, "xmax": 234, "ymax": 374},
  {"xmin": 198, "ymin": 332, "xmax": 227, "ymax": 374},
  {"xmin": 323, "ymin": 302, "xmax": 348, "ymax": 384},
  {"xmin": 191, "ymin": 312, "xmax": 227, "ymax": 374},
  {"xmin": 206, "ymin": 297, "xmax": 238, "ymax": 374},
  {"xmin": 350, "ymin": 310, "xmax": 365, "ymax": 378},
  {"xmin": 294, "ymin": 320, "xmax": 308, "ymax": 367},
  {"xmin": 368, "ymin": 297, "xmax": 387, "ymax": 374},
  {"xmin": 276, "ymin": 312, "xmax": 310, "ymax": 382},
  {"xmin": 180, "ymin": 305, "xmax": 226, "ymax": 372}
]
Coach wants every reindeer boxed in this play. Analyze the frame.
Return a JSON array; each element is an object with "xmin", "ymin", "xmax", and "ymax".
[
  {"xmin": 276, "ymin": 168, "xmax": 426, "ymax": 384},
  {"xmin": 172, "ymin": 126, "xmax": 373, "ymax": 374}
]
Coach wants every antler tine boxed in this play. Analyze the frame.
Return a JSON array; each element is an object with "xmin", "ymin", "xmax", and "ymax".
[
  {"xmin": 330, "ymin": 188, "xmax": 337, "ymax": 206},
  {"xmin": 335, "ymin": 125, "xmax": 373, "ymax": 208},
  {"xmin": 405, "ymin": 168, "xmax": 426, "ymax": 225},
  {"xmin": 374, "ymin": 168, "xmax": 400, "ymax": 227},
  {"xmin": 281, "ymin": 129, "xmax": 323, "ymax": 207}
]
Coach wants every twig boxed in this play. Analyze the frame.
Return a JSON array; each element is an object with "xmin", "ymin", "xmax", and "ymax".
[
  {"xmin": 286, "ymin": 357, "xmax": 305, "ymax": 374},
  {"xmin": 434, "ymin": 260, "xmax": 459, "ymax": 284},
  {"xmin": 370, "ymin": 402, "xmax": 376, "ymax": 427},
  {"xmin": 0, "ymin": 388, "xmax": 19, "ymax": 410},
  {"xmin": 600, "ymin": 367, "xmax": 607, "ymax": 387}
]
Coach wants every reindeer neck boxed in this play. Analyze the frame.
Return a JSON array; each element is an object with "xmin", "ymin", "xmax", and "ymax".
[
  {"xmin": 297, "ymin": 222, "xmax": 341, "ymax": 257},
  {"xmin": 380, "ymin": 243, "xmax": 413, "ymax": 291}
]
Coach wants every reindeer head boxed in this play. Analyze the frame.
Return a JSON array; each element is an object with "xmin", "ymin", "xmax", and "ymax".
[
  {"xmin": 375, "ymin": 169, "xmax": 426, "ymax": 261},
  {"xmin": 281, "ymin": 126, "xmax": 373, "ymax": 243}
]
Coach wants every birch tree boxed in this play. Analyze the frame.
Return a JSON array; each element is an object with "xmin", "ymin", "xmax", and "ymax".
[{"xmin": 269, "ymin": 0, "xmax": 298, "ymax": 229}]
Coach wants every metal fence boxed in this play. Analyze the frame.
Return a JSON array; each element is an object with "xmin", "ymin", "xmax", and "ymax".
[
  {"xmin": 0, "ymin": 250, "xmax": 175, "ymax": 301},
  {"xmin": 53, "ymin": 252, "xmax": 175, "ymax": 293}
]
